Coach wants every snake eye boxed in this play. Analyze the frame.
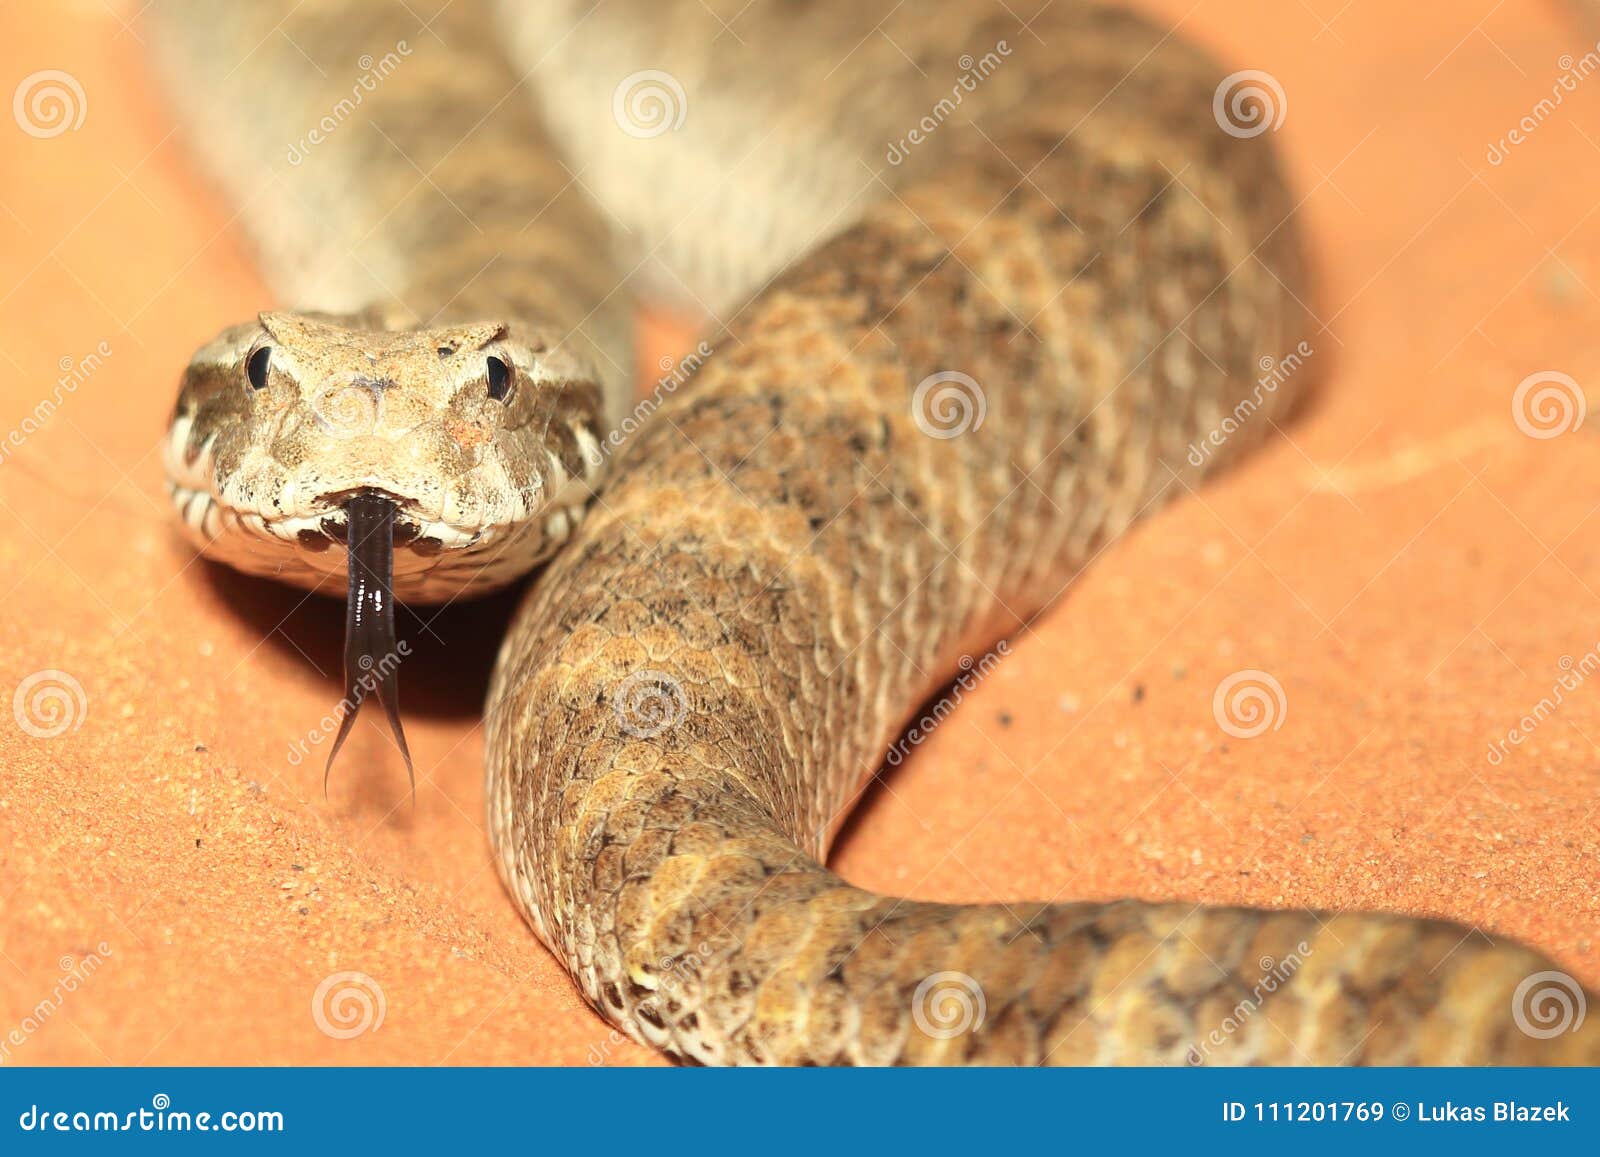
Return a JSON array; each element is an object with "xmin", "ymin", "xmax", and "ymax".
[
  {"xmin": 486, "ymin": 355, "xmax": 514, "ymax": 403},
  {"xmin": 245, "ymin": 346, "xmax": 272, "ymax": 391}
]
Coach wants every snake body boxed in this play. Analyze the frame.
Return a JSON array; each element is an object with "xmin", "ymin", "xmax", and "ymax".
[{"xmin": 152, "ymin": 0, "xmax": 1599, "ymax": 1064}]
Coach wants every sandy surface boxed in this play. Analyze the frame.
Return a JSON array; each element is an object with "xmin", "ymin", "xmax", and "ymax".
[{"xmin": 1, "ymin": 0, "xmax": 1597, "ymax": 1066}]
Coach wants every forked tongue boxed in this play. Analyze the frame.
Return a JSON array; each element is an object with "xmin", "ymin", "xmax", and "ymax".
[{"xmin": 326, "ymin": 492, "xmax": 414, "ymax": 796}]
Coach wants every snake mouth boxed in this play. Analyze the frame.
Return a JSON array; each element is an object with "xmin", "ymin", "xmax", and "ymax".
[
  {"xmin": 310, "ymin": 490, "xmax": 452, "ymax": 559},
  {"xmin": 325, "ymin": 490, "xmax": 414, "ymax": 795},
  {"xmin": 297, "ymin": 488, "xmax": 450, "ymax": 564},
  {"xmin": 315, "ymin": 486, "xmax": 417, "ymax": 540}
]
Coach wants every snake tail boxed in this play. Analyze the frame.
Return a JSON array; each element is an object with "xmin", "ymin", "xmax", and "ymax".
[{"xmin": 483, "ymin": 100, "xmax": 1600, "ymax": 1064}]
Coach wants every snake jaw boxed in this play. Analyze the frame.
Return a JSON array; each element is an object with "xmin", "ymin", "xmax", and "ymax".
[{"xmin": 325, "ymin": 491, "xmax": 414, "ymax": 796}]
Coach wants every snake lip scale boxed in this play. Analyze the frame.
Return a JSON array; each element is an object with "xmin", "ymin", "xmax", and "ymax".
[{"xmin": 151, "ymin": 0, "xmax": 1600, "ymax": 1066}]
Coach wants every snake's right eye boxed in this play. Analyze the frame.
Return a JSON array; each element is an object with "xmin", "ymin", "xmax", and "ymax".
[
  {"xmin": 486, "ymin": 355, "xmax": 514, "ymax": 403},
  {"xmin": 245, "ymin": 346, "xmax": 272, "ymax": 391}
]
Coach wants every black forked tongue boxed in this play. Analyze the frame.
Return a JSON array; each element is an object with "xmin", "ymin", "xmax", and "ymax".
[{"xmin": 326, "ymin": 492, "xmax": 414, "ymax": 798}]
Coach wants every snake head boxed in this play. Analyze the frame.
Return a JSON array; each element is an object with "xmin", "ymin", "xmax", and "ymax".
[
  {"xmin": 163, "ymin": 310, "xmax": 607, "ymax": 603},
  {"xmin": 163, "ymin": 310, "xmax": 610, "ymax": 791}
]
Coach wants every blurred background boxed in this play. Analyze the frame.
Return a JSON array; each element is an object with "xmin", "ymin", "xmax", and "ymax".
[{"xmin": 1, "ymin": 0, "xmax": 1597, "ymax": 1065}]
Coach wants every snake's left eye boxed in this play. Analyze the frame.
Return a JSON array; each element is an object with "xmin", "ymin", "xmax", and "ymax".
[
  {"xmin": 245, "ymin": 346, "xmax": 272, "ymax": 391},
  {"xmin": 486, "ymin": 355, "xmax": 514, "ymax": 403}
]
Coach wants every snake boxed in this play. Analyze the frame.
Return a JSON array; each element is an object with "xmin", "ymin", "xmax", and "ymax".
[{"xmin": 149, "ymin": 0, "xmax": 1599, "ymax": 1064}]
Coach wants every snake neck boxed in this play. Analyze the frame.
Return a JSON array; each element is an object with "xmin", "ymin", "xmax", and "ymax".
[{"xmin": 152, "ymin": 0, "xmax": 634, "ymax": 409}]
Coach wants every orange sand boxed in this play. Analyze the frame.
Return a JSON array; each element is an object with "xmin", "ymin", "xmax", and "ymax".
[{"xmin": 1, "ymin": 0, "xmax": 1597, "ymax": 1065}]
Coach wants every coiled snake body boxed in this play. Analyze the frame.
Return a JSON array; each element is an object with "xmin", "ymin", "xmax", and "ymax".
[{"xmin": 152, "ymin": 0, "xmax": 1599, "ymax": 1064}]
